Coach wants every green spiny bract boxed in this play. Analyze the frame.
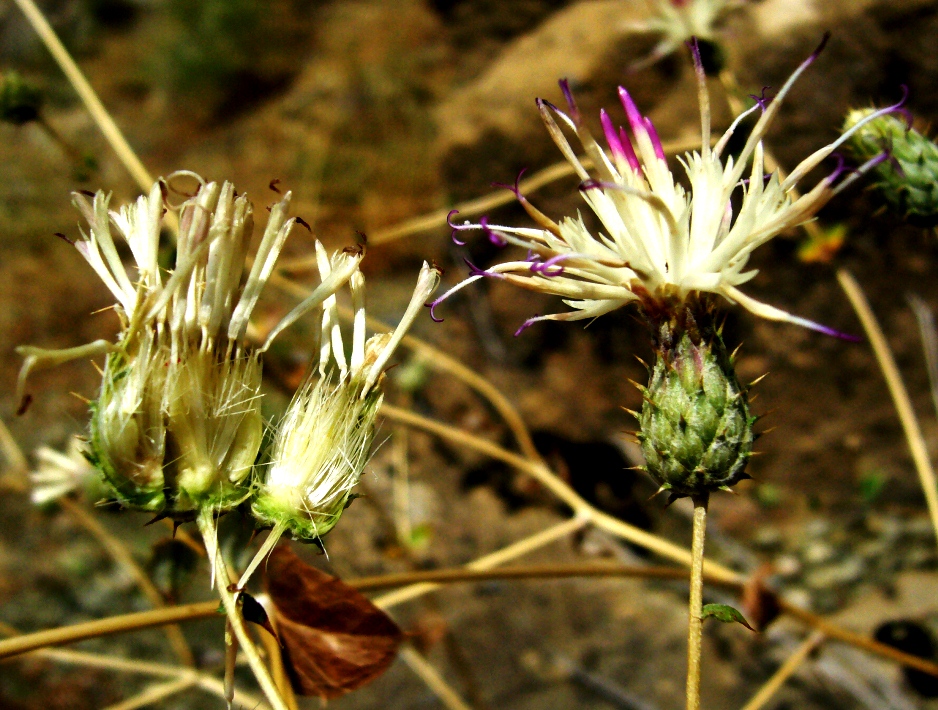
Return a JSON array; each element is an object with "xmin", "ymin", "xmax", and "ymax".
[
  {"xmin": 843, "ymin": 108, "xmax": 938, "ymax": 227},
  {"xmin": 637, "ymin": 304, "xmax": 755, "ymax": 500}
]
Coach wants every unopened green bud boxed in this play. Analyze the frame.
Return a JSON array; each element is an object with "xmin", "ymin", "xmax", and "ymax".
[
  {"xmin": 843, "ymin": 108, "xmax": 938, "ymax": 226},
  {"xmin": 638, "ymin": 307, "xmax": 755, "ymax": 500},
  {"xmin": 0, "ymin": 71, "xmax": 42, "ymax": 125}
]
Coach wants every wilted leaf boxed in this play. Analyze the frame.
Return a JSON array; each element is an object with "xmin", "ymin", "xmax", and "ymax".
[
  {"xmin": 239, "ymin": 591, "xmax": 278, "ymax": 642},
  {"xmin": 701, "ymin": 603, "xmax": 755, "ymax": 631},
  {"xmin": 742, "ymin": 565, "xmax": 781, "ymax": 632},
  {"xmin": 265, "ymin": 546, "xmax": 404, "ymax": 699}
]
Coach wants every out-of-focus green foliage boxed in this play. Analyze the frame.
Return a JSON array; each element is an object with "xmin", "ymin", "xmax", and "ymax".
[{"xmin": 156, "ymin": 0, "xmax": 318, "ymax": 121}]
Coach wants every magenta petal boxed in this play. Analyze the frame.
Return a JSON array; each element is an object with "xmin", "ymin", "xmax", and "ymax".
[
  {"xmin": 617, "ymin": 87, "xmax": 646, "ymax": 139},
  {"xmin": 643, "ymin": 117, "xmax": 666, "ymax": 161}
]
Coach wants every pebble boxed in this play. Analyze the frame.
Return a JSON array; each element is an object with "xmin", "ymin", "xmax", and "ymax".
[{"xmin": 802, "ymin": 540, "xmax": 836, "ymax": 565}]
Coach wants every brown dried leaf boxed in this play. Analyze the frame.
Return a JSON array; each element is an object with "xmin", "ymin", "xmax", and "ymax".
[
  {"xmin": 240, "ymin": 591, "xmax": 279, "ymax": 643},
  {"xmin": 742, "ymin": 564, "xmax": 781, "ymax": 632},
  {"xmin": 265, "ymin": 546, "xmax": 404, "ymax": 699}
]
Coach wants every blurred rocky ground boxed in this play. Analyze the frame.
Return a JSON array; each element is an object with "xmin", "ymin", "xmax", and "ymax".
[{"xmin": 3, "ymin": 0, "xmax": 938, "ymax": 708}]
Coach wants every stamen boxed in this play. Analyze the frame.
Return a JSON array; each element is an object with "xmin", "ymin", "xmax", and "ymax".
[
  {"xmin": 426, "ymin": 298, "xmax": 446, "ymax": 323},
  {"xmin": 493, "ymin": 169, "xmax": 564, "ymax": 237},
  {"xmin": 808, "ymin": 31, "xmax": 831, "ymax": 63},
  {"xmin": 617, "ymin": 87, "xmax": 647, "ymax": 140},
  {"xmin": 687, "ymin": 38, "xmax": 711, "ymax": 157},
  {"xmin": 831, "ymin": 151, "xmax": 892, "ymax": 196},
  {"xmin": 514, "ymin": 314, "xmax": 542, "ymax": 337},
  {"xmin": 643, "ymin": 117, "xmax": 667, "ymax": 161},
  {"xmin": 491, "ymin": 168, "xmax": 527, "ymax": 200},
  {"xmin": 558, "ymin": 79, "xmax": 582, "ymax": 126},
  {"xmin": 748, "ymin": 86, "xmax": 773, "ymax": 112},
  {"xmin": 530, "ymin": 254, "xmax": 573, "ymax": 277},
  {"xmin": 601, "ymin": 109, "xmax": 639, "ymax": 172},
  {"xmin": 618, "ymin": 127, "xmax": 641, "ymax": 171},
  {"xmin": 447, "ymin": 209, "xmax": 468, "ymax": 245},
  {"xmin": 463, "ymin": 257, "xmax": 505, "ymax": 279},
  {"xmin": 480, "ymin": 216, "xmax": 507, "ymax": 247},
  {"xmin": 825, "ymin": 154, "xmax": 848, "ymax": 185}
]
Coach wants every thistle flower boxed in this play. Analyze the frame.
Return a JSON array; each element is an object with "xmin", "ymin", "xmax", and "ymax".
[
  {"xmin": 433, "ymin": 36, "xmax": 900, "ymax": 338},
  {"xmin": 17, "ymin": 173, "xmax": 361, "ymax": 514},
  {"xmin": 633, "ymin": 0, "xmax": 741, "ymax": 72},
  {"xmin": 248, "ymin": 255, "xmax": 440, "ymax": 562},
  {"xmin": 843, "ymin": 104, "xmax": 938, "ymax": 227},
  {"xmin": 433, "ymin": 38, "xmax": 900, "ymax": 499}
]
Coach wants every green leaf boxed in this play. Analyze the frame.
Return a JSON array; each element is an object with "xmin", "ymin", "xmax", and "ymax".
[{"xmin": 701, "ymin": 603, "xmax": 754, "ymax": 631}]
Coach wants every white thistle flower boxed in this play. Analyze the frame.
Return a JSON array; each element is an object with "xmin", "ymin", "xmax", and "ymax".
[
  {"xmin": 29, "ymin": 437, "xmax": 98, "ymax": 505},
  {"xmin": 433, "ymin": 37, "xmax": 901, "ymax": 337},
  {"xmin": 17, "ymin": 173, "xmax": 362, "ymax": 513},
  {"xmin": 247, "ymin": 255, "xmax": 440, "ymax": 564},
  {"xmin": 638, "ymin": 0, "xmax": 740, "ymax": 62}
]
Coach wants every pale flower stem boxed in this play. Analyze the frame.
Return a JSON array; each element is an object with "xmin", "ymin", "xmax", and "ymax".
[
  {"xmin": 837, "ymin": 269, "xmax": 938, "ymax": 549},
  {"xmin": 378, "ymin": 402, "xmax": 743, "ymax": 585},
  {"xmin": 685, "ymin": 494, "xmax": 709, "ymax": 710},
  {"xmin": 3, "ymin": 559, "xmax": 938, "ymax": 680},
  {"xmin": 239, "ymin": 522, "xmax": 288, "ymax": 589},
  {"xmin": 373, "ymin": 516, "xmax": 588, "ymax": 609},
  {"xmin": 717, "ymin": 69, "xmax": 823, "ymax": 241},
  {"xmin": 196, "ymin": 510, "xmax": 290, "ymax": 710},
  {"xmin": 10, "ymin": 0, "xmax": 153, "ymax": 193},
  {"xmin": 10, "ymin": 0, "xmax": 179, "ymax": 235},
  {"xmin": 58, "ymin": 498, "xmax": 195, "ymax": 667},
  {"xmin": 739, "ymin": 631, "xmax": 825, "ymax": 710},
  {"xmin": 399, "ymin": 646, "xmax": 474, "ymax": 710},
  {"xmin": 6, "ymin": 644, "xmax": 270, "ymax": 710},
  {"xmin": 101, "ymin": 677, "xmax": 198, "ymax": 710},
  {"xmin": 257, "ymin": 620, "xmax": 300, "ymax": 710}
]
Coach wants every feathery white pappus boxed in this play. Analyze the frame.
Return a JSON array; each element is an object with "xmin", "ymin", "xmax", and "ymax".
[{"xmin": 248, "ymin": 256, "xmax": 440, "ymax": 563}]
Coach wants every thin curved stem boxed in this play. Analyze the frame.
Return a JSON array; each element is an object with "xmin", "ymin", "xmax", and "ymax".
[
  {"xmin": 739, "ymin": 631, "xmax": 825, "ymax": 710},
  {"xmin": 372, "ymin": 517, "xmax": 588, "ymax": 609},
  {"xmin": 685, "ymin": 494, "xmax": 709, "ymax": 710},
  {"xmin": 378, "ymin": 402, "xmax": 742, "ymax": 584},
  {"xmin": 284, "ymin": 135, "xmax": 704, "ymax": 249},
  {"xmin": 101, "ymin": 677, "xmax": 198, "ymax": 710},
  {"xmin": 0, "ymin": 419, "xmax": 194, "ymax": 666},
  {"xmin": 838, "ymin": 269, "xmax": 938, "ymax": 549},
  {"xmin": 11, "ymin": 0, "xmax": 153, "ymax": 193},
  {"xmin": 399, "ymin": 646, "xmax": 474, "ymax": 710},
  {"xmin": 268, "ymin": 272, "xmax": 543, "ymax": 464},
  {"xmin": 58, "ymin": 498, "xmax": 195, "ymax": 666},
  {"xmin": 2, "ymin": 557, "xmax": 938, "ymax": 679},
  {"xmin": 196, "ymin": 509, "xmax": 289, "ymax": 710}
]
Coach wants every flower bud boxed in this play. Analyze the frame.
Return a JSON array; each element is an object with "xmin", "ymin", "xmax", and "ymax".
[
  {"xmin": 637, "ymin": 306, "xmax": 755, "ymax": 501},
  {"xmin": 843, "ymin": 108, "xmax": 938, "ymax": 226},
  {"xmin": 251, "ymin": 258, "xmax": 440, "ymax": 544}
]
